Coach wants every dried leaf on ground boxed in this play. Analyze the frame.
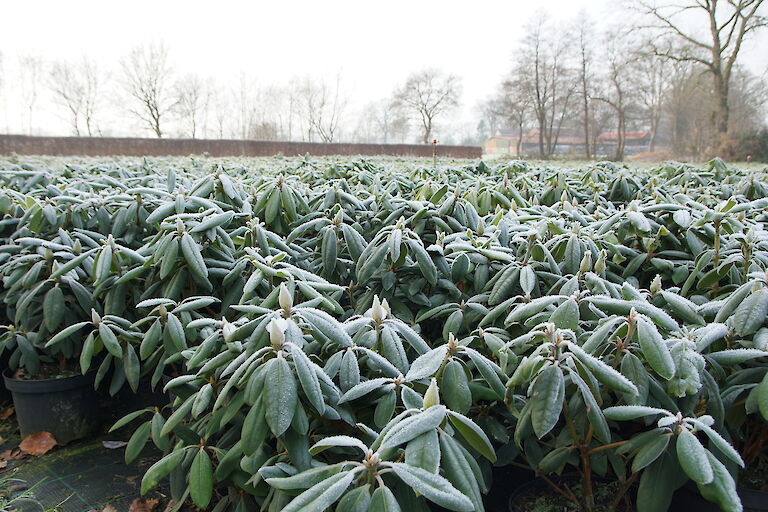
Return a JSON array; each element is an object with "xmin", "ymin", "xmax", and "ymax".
[
  {"xmin": 102, "ymin": 440, "xmax": 128, "ymax": 449},
  {"xmin": 101, "ymin": 505, "xmax": 118, "ymax": 512},
  {"xmin": 19, "ymin": 431, "xmax": 57, "ymax": 456},
  {"xmin": 0, "ymin": 407, "xmax": 13, "ymax": 419},
  {"xmin": 129, "ymin": 498, "xmax": 160, "ymax": 512},
  {"xmin": 1, "ymin": 447, "xmax": 26, "ymax": 461}
]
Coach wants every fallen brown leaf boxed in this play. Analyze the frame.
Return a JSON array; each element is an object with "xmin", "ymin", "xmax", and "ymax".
[
  {"xmin": 0, "ymin": 448, "xmax": 25, "ymax": 461},
  {"xmin": 128, "ymin": 498, "xmax": 160, "ymax": 512},
  {"xmin": 102, "ymin": 440, "xmax": 128, "ymax": 450},
  {"xmin": 101, "ymin": 505, "xmax": 118, "ymax": 512},
  {"xmin": 19, "ymin": 431, "xmax": 57, "ymax": 456},
  {"xmin": 0, "ymin": 407, "xmax": 13, "ymax": 419}
]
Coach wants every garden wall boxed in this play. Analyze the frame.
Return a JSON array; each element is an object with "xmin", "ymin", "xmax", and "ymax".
[{"xmin": 0, "ymin": 135, "xmax": 481, "ymax": 159}]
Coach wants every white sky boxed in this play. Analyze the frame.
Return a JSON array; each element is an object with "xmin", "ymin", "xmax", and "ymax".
[{"xmin": 1, "ymin": 0, "xmax": 767, "ymax": 137}]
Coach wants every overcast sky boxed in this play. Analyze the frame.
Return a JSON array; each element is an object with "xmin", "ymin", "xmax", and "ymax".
[{"xmin": 1, "ymin": 0, "xmax": 767, "ymax": 137}]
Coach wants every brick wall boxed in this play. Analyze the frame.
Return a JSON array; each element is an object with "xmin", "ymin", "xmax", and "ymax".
[{"xmin": 0, "ymin": 135, "xmax": 481, "ymax": 159}]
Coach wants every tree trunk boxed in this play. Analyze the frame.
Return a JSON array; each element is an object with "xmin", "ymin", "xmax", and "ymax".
[{"xmin": 712, "ymin": 72, "xmax": 730, "ymax": 135}]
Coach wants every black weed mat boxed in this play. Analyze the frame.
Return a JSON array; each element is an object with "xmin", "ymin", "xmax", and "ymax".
[
  {"xmin": 4, "ymin": 433, "xmax": 164, "ymax": 512},
  {"xmin": 1, "ymin": 390, "xmax": 168, "ymax": 512}
]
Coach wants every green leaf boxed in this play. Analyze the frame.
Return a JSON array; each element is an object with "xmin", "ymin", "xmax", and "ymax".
[
  {"xmin": 442, "ymin": 360, "xmax": 471, "ymax": 415},
  {"xmin": 141, "ymin": 449, "xmax": 184, "ymax": 494},
  {"xmin": 110, "ymin": 409, "xmax": 151, "ymax": 432},
  {"xmin": 368, "ymin": 486, "xmax": 402, "ymax": 512},
  {"xmin": 549, "ymin": 298, "xmax": 579, "ymax": 330},
  {"xmin": 267, "ymin": 463, "xmax": 346, "ymax": 491},
  {"xmin": 309, "ymin": 436, "xmax": 369, "ymax": 456},
  {"xmin": 123, "ymin": 344, "xmax": 140, "ymax": 393},
  {"xmin": 43, "ymin": 286, "xmax": 65, "ymax": 331},
  {"xmin": 280, "ymin": 470, "xmax": 356, "ymax": 512},
  {"xmin": 180, "ymin": 232, "xmax": 208, "ymax": 279},
  {"xmin": 336, "ymin": 484, "xmax": 372, "ymax": 512},
  {"xmin": 733, "ymin": 288, "xmax": 768, "ymax": 337},
  {"xmin": 381, "ymin": 406, "xmax": 446, "ymax": 450},
  {"xmin": 568, "ymin": 342, "xmax": 638, "ymax": 396},
  {"xmin": 125, "ymin": 421, "xmax": 151, "ymax": 464},
  {"xmin": 696, "ymin": 451, "xmax": 741, "ymax": 512},
  {"xmin": 264, "ymin": 356, "xmax": 297, "ymax": 436},
  {"xmin": 637, "ymin": 451, "xmax": 685, "ymax": 512},
  {"xmin": 406, "ymin": 346, "xmax": 447, "ymax": 382},
  {"xmin": 389, "ymin": 462, "xmax": 473, "ymax": 512},
  {"xmin": 99, "ymin": 323, "xmax": 123, "ymax": 358},
  {"xmin": 190, "ymin": 448, "xmax": 214, "ymax": 508},
  {"xmin": 636, "ymin": 317, "xmax": 675, "ymax": 380},
  {"xmin": 631, "ymin": 432, "xmax": 671, "ymax": 472},
  {"xmin": 530, "ymin": 364, "xmax": 564, "ymax": 439},
  {"xmin": 406, "ymin": 430, "xmax": 440, "ymax": 473},
  {"xmin": 45, "ymin": 321, "xmax": 90, "ymax": 347},
  {"xmin": 758, "ymin": 371, "xmax": 768, "ymax": 421},
  {"xmin": 339, "ymin": 378, "xmax": 391, "ymax": 403},
  {"xmin": 291, "ymin": 345, "xmax": 325, "ymax": 414},
  {"xmin": 447, "ymin": 411, "xmax": 497, "ymax": 463},
  {"xmin": 689, "ymin": 419, "xmax": 744, "ymax": 468},
  {"xmin": 676, "ymin": 429, "xmax": 714, "ymax": 485},
  {"xmin": 439, "ymin": 432, "xmax": 484, "ymax": 512},
  {"xmin": 603, "ymin": 406, "xmax": 669, "ymax": 421}
]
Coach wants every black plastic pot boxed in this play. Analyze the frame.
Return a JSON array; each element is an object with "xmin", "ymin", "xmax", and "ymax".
[
  {"xmin": 3, "ymin": 370, "xmax": 100, "ymax": 444},
  {"xmin": 740, "ymin": 487, "xmax": 768, "ymax": 512},
  {"xmin": 0, "ymin": 352, "xmax": 10, "ymax": 404}
]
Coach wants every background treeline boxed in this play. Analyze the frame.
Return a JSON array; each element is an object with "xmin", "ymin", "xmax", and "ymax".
[{"xmin": 0, "ymin": 1, "xmax": 766, "ymax": 161}]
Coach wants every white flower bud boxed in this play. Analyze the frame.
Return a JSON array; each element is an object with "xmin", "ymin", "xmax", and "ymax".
[
  {"xmin": 279, "ymin": 282, "xmax": 293, "ymax": 312},
  {"xmin": 268, "ymin": 318, "xmax": 286, "ymax": 348},
  {"xmin": 650, "ymin": 275, "xmax": 662, "ymax": 295},
  {"xmin": 423, "ymin": 378, "xmax": 440, "ymax": 409},
  {"xmin": 595, "ymin": 250, "xmax": 606, "ymax": 275},
  {"xmin": 579, "ymin": 251, "xmax": 592, "ymax": 274},
  {"xmin": 371, "ymin": 295, "xmax": 386, "ymax": 323}
]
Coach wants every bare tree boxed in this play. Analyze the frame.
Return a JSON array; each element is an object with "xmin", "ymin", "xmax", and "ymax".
[
  {"xmin": 574, "ymin": 12, "xmax": 597, "ymax": 158},
  {"xmin": 48, "ymin": 57, "xmax": 103, "ymax": 136},
  {"xmin": 297, "ymin": 74, "xmax": 347, "ymax": 143},
  {"xmin": 593, "ymin": 28, "xmax": 638, "ymax": 161},
  {"xmin": 633, "ymin": 46, "xmax": 672, "ymax": 152},
  {"xmin": 392, "ymin": 69, "xmax": 461, "ymax": 144},
  {"xmin": 209, "ymin": 86, "xmax": 231, "ymax": 139},
  {"xmin": 80, "ymin": 58, "xmax": 103, "ymax": 136},
  {"xmin": 356, "ymin": 99, "xmax": 402, "ymax": 144},
  {"xmin": 490, "ymin": 78, "xmax": 531, "ymax": 155},
  {"xmin": 233, "ymin": 72, "xmax": 256, "ymax": 140},
  {"xmin": 120, "ymin": 42, "xmax": 174, "ymax": 137},
  {"xmin": 637, "ymin": 0, "xmax": 767, "ymax": 145},
  {"xmin": 18, "ymin": 54, "xmax": 44, "ymax": 135},
  {"xmin": 49, "ymin": 60, "xmax": 85, "ymax": 135},
  {"xmin": 514, "ymin": 14, "xmax": 577, "ymax": 158},
  {"xmin": 175, "ymin": 73, "xmax": 210, "ymax": 138}
]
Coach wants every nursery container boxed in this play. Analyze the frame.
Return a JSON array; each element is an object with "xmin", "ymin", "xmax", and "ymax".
[
  {"xmin": 740, "ymin": 487, "xmax": 768, "ymax": 512},
  {"xmin": 3, "ymin": 370, "xmax": 99, "ymax": 444}
]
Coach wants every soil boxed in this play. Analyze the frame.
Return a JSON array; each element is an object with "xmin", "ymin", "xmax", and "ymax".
[
  {"xmin": 10, "ymin": 365, "xmax": 82, "ymax": 381},
  {"xmin": 740, "ymin": 457, "xmax": 768, "ymax": 492},
  {"xmin": 510, "ymin": 479, "xmax": 635, "ymax": 512}
]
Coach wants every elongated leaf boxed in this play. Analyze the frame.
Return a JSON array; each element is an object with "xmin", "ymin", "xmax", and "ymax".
[
  {"xmin": 280, "ymin": 470, "xmax": 356, "ymax": 512},
  {"xmin": 389, "ymin": 462, "xmax": 473, "ymax": 512},
  {"xmin": 190, "ymin": 448, "xmax": 213, "ymax": 508},
  {"xmin": 530, "ymin": 364, "xmax": 564, "ymax": 439}
]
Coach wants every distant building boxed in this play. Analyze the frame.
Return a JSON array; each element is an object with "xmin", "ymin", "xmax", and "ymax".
[{"xmin": 483, "ymin": 129, "xmax": 652, "ymax": 157}]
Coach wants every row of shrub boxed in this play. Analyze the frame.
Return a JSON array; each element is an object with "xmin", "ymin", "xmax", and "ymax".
[{"xmin": 1, "ymin": 155, "xmax": 768, "ymax": 511}]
